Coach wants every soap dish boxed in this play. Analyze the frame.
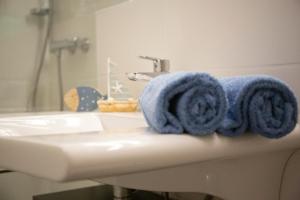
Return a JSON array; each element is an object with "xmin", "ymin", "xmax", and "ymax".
[{"xmin": 97, "ymin": 98, "xmax": 138, "ymax": 112}]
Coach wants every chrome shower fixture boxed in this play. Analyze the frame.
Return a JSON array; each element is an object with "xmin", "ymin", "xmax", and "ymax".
[
  {"xmin": 30, "ymin": 0, "xmax": 51, "ymax": 16},
  {"xmin": 50, "ymin": 36, "xmax": 90, "ymax": 111},
  {"xmin": 50, "ymin": 37, "xmax": 90, "ymax": 54}
]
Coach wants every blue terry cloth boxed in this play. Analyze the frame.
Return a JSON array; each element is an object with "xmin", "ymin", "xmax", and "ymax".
[
  {"xmin": 217, "ymin": 75, "xmax": 298, "ymax": 138},
  {"xmin": 139, "ymin": 72, "xmax": 227, "ymax": 135}
]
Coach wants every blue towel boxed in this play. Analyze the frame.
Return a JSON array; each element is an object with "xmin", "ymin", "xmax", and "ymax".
[
  {"xmin": 217, "ymin": 75, "xmax": 298, "ymax": 138},
  {"xmin": 140, "ymin": 72, "xmax": 227, "ymax": 135}
]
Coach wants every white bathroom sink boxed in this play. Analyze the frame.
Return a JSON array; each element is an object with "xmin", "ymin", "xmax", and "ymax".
[
  {"xmin": 0, "ymin": 112, "xmax": 103, "ymax": 137},
  {"xmin": 0, "ymin": 112, "xmax": 147, "ymax": 137},
  {"xmin": 0, "ymin": 112, "xmax": 299, "ymax": 200},
  {"xmin": 0, "ymin": 112, "xmax": 150, "ymax": 179}
]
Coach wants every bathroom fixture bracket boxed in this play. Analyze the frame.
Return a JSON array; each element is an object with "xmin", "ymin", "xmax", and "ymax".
[
  {"xmin": 113, "ymin": 186, "xmax": 132, "ymax": 200},
  {"xmin": 30, "ymin": 0, "xmax": 51, "ymax": 16}
]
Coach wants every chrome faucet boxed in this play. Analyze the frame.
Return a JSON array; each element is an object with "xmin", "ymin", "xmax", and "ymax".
[{"xmin": 127, "ymin": 56, "xmax": 170, "ymax": 81}]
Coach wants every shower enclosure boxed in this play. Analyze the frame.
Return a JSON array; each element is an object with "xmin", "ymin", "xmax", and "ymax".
[
  {"xmin": 28, "ymin": 0, "xmax": 91, "ymax": 111},
  {"xmin": 0, "ymin": 0, "xmax": 116, "ymax": 113}
]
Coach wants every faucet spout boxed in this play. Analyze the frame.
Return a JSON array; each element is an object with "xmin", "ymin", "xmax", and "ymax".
[{"xmin": 127, "ymin": 72, "xmax": 168, "ymax": 81}]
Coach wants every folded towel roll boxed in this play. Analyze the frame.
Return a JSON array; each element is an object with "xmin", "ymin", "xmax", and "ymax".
[
  {"xmin": 140, "ymin": 72, "xmax": 227, "ymax": 135},
  {"xmin": 218, "ymin": 75, "xmax": 298, "ymax": 138}
]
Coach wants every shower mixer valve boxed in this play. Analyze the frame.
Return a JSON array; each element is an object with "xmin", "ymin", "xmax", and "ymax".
[{"xmin": 50, "ymin": 37, "xmax": 90, "ymax": 54}]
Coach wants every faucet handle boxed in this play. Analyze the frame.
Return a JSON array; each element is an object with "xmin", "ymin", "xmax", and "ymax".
[
  {"xmin": 138, "ymin": 56, "xmax": 160, "ymax": 62},
  {"xmin": 138, "ymin": 56, "xmax": 170, "ymax": 72}
]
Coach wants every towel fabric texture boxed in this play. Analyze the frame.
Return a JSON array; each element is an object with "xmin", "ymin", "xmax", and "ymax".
[
  {"xmin": 139, "ymin": 72, "xmax": 227, "ymax": 135},
  {"xmin": 217, "ymin": 75, "xmax": 298, "ymax": 138}
]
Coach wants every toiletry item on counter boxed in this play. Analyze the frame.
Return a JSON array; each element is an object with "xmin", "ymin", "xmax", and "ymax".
[
  {"xmin": 139, "ymin": 72, "xmax": 227, "ymax": 135},
  {"xmin": 98, "ymin": 98, "xmax": 138, "ymax": 112},
  {"xmin": 64, "ymin": 86, "xmax": 102, "ymax": 112},
  {"xmin": 217, "ymin": 75, "xmax": 298, "ymax": 138}
]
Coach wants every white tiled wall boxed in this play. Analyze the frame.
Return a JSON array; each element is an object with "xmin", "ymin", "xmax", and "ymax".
[
  {"xmin": 36, "ymin": 0, "xmax": 127, "ymax": 111},
  {"xmin": 0, "ymin": 0, "xmax": 126, "ymax": 112},
  {"xmin": 42, "ymin": 0, "xmax": 127, "ymax": 111},
  {"xmin": 96, "ymin": 0, "xmax": 300, "ymax": 100},
  {"xmin": 0, "ymin": 0, "xmax": 40, "ymax": 113}
]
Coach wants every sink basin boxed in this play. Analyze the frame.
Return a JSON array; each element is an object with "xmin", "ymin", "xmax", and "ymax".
[
  {"xmin": 0, "ymin": 112, "xmax": 299, "ymax": 200},
  {"xmin": 0, "ymin": 112, "xmax": 146, "ymax": 137},
  {"xmin": 0, "ymin": 112, "xmax": 150, "ymax": 180},
  {"xmin": 0, "ymin": 112, "xmax": 103, "ymax": 137}
]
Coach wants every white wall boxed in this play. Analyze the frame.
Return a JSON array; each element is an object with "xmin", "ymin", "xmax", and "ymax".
[
  {"xmin": 96, "ymin": 0, "xmax": 300, "ymax": 100},
  {"xmin": 0, "ymin": 0, "xmax": 40, "ymax": 112}
]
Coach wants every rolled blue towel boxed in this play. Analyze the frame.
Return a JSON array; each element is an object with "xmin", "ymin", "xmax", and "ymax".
[
  {"xmin": 139, "ymin": 72, "xmax": 227, "ymax": 135},
  {"xmin": 217, "ymin": 75, "xmax": 298, "ymax": 138}
]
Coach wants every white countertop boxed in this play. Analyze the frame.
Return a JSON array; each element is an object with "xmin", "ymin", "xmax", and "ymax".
[
  {"xmin": 0, "ymin": 112, "xmax": 299, "ymax": 182},
  {"xmin": 0, "ymin": 113, "xmax": 300, "ymax": 181}
]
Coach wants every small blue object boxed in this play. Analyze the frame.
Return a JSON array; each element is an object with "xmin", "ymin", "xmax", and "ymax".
[
  {"xmin": 217, "ymin": 75, "xmax": 298, "ymax": 138},
  {"xmin": 139, "ymin": 72, "xmax": 227, "ymax": 135},
  {"xmin": 77, "ymin": 86, "xmax": 102, "ymax": 112}
]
